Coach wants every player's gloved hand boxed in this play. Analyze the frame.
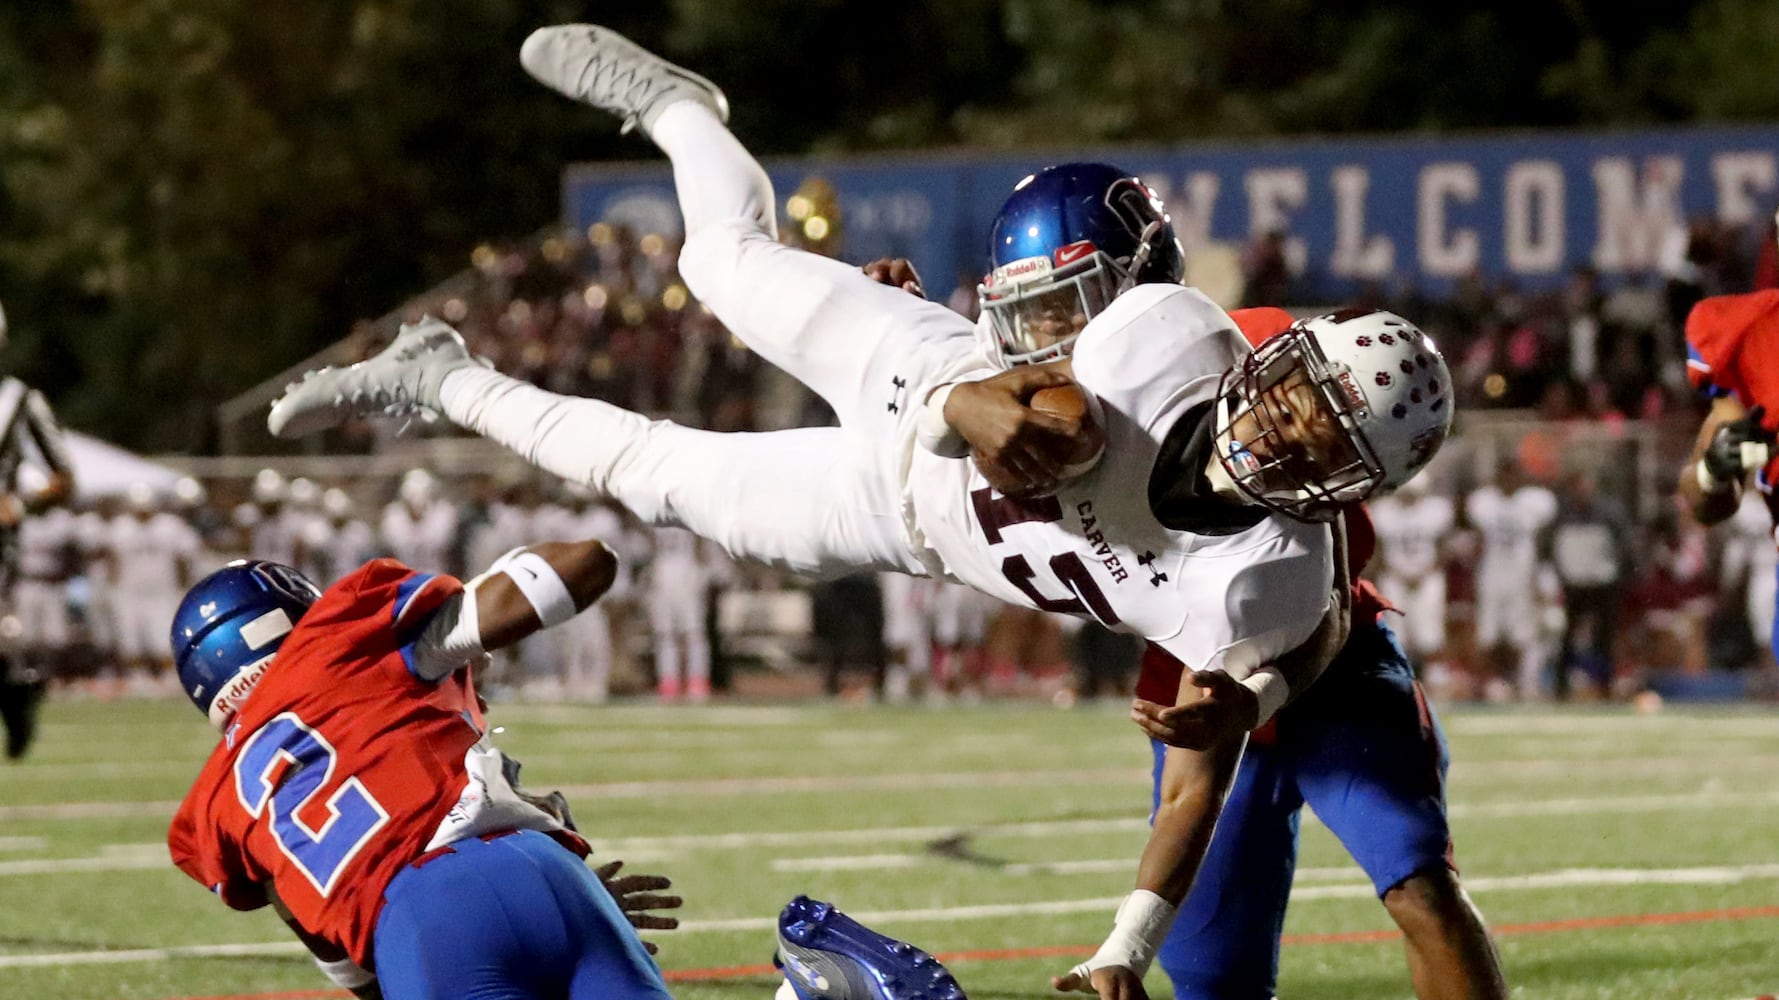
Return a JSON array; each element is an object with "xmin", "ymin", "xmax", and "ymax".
[
  {"xmin": 1051, "ymin": 963, "xmax": 1149, "ymax": 1000},
  {"xmin": 1702, "ymin": 405, "xmax": 1773, "ymax": 490},
  {"xmin": 1128, "ymin": 670, "xmax": 1259, "ymax": 751},
  {"xmin": 947, "ymin": 366, "xmax": 1082, "ymax": 498},
  {"xmin": 595, "ymin": 859, "xmax": 682, "ymax": 955},
  {"xmin": 861, "ymin": 257, "xmax": 925, "ymax": 298}
]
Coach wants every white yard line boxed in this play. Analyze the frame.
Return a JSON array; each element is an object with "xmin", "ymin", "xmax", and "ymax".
[
  {"xmin": 0, "ymin": 836, "xmax": 48, "ymax": 852},
  {"xmin": 11, "ymin": 861, "xmax": 1779, "ymax": 967},
  {"xmin": 555, "ymin": 768, "xmax": 1144, "ymax": 800}
]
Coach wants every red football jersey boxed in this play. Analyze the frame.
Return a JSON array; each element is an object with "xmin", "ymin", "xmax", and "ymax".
[
  {"xmin": 1133, "ymin": 308, "xmax": 1391, "ymax": 706},
  {"xmin": 1685, "ymin": 290, "xmax": 1779, "ymax": 490},
  {"xmin": 168, "ymin": 559, "xmax": 481, "ymax": 967}
]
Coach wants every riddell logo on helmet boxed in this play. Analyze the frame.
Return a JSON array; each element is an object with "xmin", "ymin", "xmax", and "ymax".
[
  {"xmin": 1335, "ymin": 371, "xmax": 1371, "ymax": 417},
  {"xmin": 206, "ymin": 655, "xmax": 277, "ymax": 728},
  {"xmin": 993, "ymin": 256, "xmax": 1053, "ymax": 287}
]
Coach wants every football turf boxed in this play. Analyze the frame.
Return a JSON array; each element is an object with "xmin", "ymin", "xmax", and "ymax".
[{"xmin": 3, "ymin": 698, "xmax": 1777, "ymax": 999}]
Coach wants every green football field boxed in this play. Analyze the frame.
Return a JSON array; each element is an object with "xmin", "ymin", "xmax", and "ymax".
[{"xmin": 3, "ymin": 698, "xmax": 1777, "ymax": 1000}]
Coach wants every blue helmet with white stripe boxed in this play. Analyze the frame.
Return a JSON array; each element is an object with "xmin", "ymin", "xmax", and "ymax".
[
  {"xmin": 979, "ymin": 163, "xmax": 1185, "ymax": 366},
  {"xmin": 171, "ymin": 560, "xmax": 322, "ymax": 729}
]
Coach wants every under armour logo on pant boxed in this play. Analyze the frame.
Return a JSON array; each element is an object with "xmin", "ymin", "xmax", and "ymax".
[{"xmin": 888, "ymin": 375, "xmax": 907, "ymax": 413}]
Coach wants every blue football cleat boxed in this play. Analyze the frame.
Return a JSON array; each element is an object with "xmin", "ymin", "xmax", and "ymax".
[{"xmin": 774, "ymin": 896, "xmax": 965, "ymax": 1000}]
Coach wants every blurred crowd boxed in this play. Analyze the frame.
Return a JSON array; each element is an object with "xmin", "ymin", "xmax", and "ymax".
[
  {"xmin": 1243, "ymin": 211, "xmax": 1779, "ymax": 424},
  {"xmin": 27, "ymin": 468, "xmax": 738, "ymax": 704}
]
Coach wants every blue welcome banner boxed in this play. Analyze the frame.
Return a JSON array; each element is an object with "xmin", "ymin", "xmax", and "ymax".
[{"xmin": 564, "ymin": 124, "xmax": 1779, "ymax": 301}]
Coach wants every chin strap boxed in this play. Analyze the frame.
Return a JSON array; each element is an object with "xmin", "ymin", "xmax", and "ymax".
[{"xmin": 1117, "ymin": 220, "xmax": 1166, "ymax": 295}]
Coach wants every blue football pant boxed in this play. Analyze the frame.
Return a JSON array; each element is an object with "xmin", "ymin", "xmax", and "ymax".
[
  {"xmin": 375, "ymin": 830, "xmax": 674, "ymax": 1000},
  {"xmin": 1151, "ymin": 622, "xmax": 1453, "ymax": 1000}
]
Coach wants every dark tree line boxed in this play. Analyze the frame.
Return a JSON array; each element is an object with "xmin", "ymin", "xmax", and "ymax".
[{"xmin": 1, "ymin": 0, "xmax": 1774, "ymax": 450}]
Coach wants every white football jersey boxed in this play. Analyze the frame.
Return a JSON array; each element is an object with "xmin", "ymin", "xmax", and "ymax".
[
  {"xmin": 907, "ymin": 284, "xmax": 1333, "ymax": 674},
  {"xmin": 1371, "ymin": 493, "xmax": 1454, "ymax": 579},
  {"xmin": 303, "ymin": 517, "xmax": 375, "ymax": 584},
  {"xmin": 108, "ymin": 512, "xmax": 200, "ymax": 595},
  {"xmin": 537, "ymin": 503, "xmax": 635, "ymax": 599},
  {"xmin": 1465, "ymin": 484, "xmax": 1558, "ymax": 580},
  {"xmin": 17, "ymin": 506, "xmax": 76, "ymax": 580},
  {"xmin": 380, "ymin": 501, "xmax": 459, "ymax": 574}
]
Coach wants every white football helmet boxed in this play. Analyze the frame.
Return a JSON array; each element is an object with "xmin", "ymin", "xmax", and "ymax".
[
  {"xmin": 399, "ymin": 468, "xmax": 436, "ymax": 508},
  {"xmin": 1214, "ymin": 309, "xmax": 1453, "ymax": 522},
  {"xmin": 251, "ymin": 468, "xmax": 287, "ymax": 505}
]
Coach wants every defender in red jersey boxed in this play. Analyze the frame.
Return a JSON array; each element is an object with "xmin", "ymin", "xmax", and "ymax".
[
  {"xmin": 165, "ymin": 542, "xmax": 683, "ymax": 1000},
  {"xmin": 167, "ymin": 542, "xmax": 963, "ymax": 1000},
  {"xmin": 1679, "ymin": 287, "xmax": 1779, "ymax": 655}
]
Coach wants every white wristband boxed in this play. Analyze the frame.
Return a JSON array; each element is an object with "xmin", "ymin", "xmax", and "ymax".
[
  {"xmin": 499, "ymin": 551, "xmax": 580, "ymax": 628},
  {"xmin": 315, "ymin": 955, "xmax": 375, "ymax": 989},
  {"xmin": 1240, "ymin": 665, "xmax": 1290, "ymax": 728},
  {"xmin": 1696, "ymin": 459, "xmax": 1734, "ymax": 496},
  {"xmin": 916, "ymin": 382, "xmax": 971, "ymax": 459},
  {"xmin": 1068, "ymin": 889, "xmax": 1176, "ymax": 983}
]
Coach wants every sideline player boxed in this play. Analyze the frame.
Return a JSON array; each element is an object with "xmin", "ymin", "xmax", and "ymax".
[
  {"xmin": 0, "ymin": 297, "xmax": 76, "ymax": 758},
  {"xmin": 268, "ymin": 25, "xmax": 1449, "ymax": 996},
  {"xmin": 168, "ymin": 548, "xmax": 958, "ymax": 1000},
  {"xmin": 1677, "ymin": 280, "xmax": 1779, "ymax": 653}
]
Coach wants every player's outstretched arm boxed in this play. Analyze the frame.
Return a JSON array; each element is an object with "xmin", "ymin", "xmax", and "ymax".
[
  {"xmin": 1133, "ymin": 517, "xmax": 1349, "ymax": 750},
  {"xmin": 1052, "ymin": 727, "xmax": 1246, "ymax": 1000},
  {"xmin": 1681, "ymin": 396, "xmax": 1770, "ymax": 525},
  {"xmin": 411, "ymin": 540, "xmax": 617, "ymax": 680}
]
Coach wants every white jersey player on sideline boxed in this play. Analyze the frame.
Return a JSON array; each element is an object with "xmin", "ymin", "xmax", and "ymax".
[
  {"xmin": 232, "ymin": 468, "xmax": 308, "ymax": 569},
  {"xmin": 302, "ymin": 488, "xmax": 376, "ymax": 584},
  {"xmin": 878, "ymin": 572, "xmax": 930, "ymax": 702},
  {"xmin": 73, "ymin": 498, "xmax": 117, "ymax": 668},
  {"xmin": 268, "ymin": 26, "xmax": 1455, "ymax": 998},
  {"xmin": 928, "ymin": 579, "xmax": 997, "ymax": 697},
  {"xmin": 1723, "ymin": 489, "xmax": 1778, "ymax": 661},
  {"xmin": 535, "ymin": 484, "xmax": 629, "ymax": 702},
  {"xmin": 13, "ymin": 488, "xmax": 76, "ymax": 669},
  {"xmin": 108, "ymin": 484, "xmax": 200, "ymax": 690},
  {"xmin": 1369, "ymin": 476, "xmax": 1455, "ymax": 669},
  {"xmin": 379, "ymin": 468, "xmax": 459, "ymax": 576},
  {"xmin": 1464, "ymin": 459, "xmax": 1559, "ymax": 699},
  {"xmin": 645, "ymin": 526, "xmax": 719, "ymax": 702}
]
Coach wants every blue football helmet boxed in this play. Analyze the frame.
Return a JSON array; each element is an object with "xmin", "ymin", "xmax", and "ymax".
[
  {"xmin": 979, "ymin": 163, "xmax": 1185, "ymax": 366},
  {"xmin": 171, "ymin": 559, "xmax": 322, "ymax": 729}
]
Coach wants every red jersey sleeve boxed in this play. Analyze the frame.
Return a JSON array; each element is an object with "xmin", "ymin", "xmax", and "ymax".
[
  {"xmin": 1228, "ymin": 307, "xmax": 1298, "ymax": 349},
  {"xmin": 1685, "ymin": 290, "xmax": 1779, "ymax": 398},
  {"xmin": 284, "ymin": 558, "xmax": 465, "ymax": 684},
  {"xmin": 168, "ymin": 756, "xmax": 270, "ymax": 912}
]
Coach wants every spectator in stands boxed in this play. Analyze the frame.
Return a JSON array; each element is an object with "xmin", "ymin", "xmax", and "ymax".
[{"xmin": 1240, "ymin": 229, "xmax": 1292, "ymax": 307}]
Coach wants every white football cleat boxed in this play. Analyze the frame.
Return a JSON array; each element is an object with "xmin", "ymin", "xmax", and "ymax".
[
  {"xmin": 266, "ymin": 316, "xmax": 480, "ymax": 439},
  {"xmin": 519, "ymin": 23, "xmax": 728, "ymax": 135}
]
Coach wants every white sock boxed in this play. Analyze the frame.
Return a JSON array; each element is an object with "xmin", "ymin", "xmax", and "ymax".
[
  {"xmin": 438, "ymin": 367, "xmax": 648, "ymax": 490},
  {"xmin": 649, "ymin": 101, "xmax": 777, "ymax": 239}
]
